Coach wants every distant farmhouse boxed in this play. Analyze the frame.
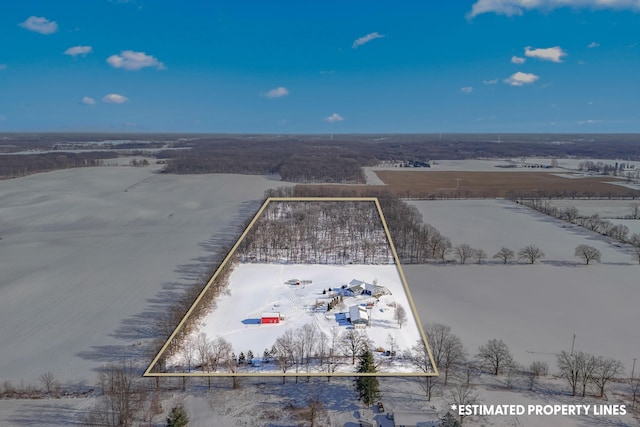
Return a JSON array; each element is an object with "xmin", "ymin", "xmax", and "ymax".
[{"xmin": 344, "ymin": 279, "xmax": 391, "ymax": 299}]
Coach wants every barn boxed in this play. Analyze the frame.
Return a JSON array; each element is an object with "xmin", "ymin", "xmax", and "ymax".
[{"xmin": 261, "ymin": 312, "xmax": 280, "ymax": 324}]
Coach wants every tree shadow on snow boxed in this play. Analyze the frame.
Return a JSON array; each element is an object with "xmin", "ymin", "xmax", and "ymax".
[{"xmin": 75, "ymin": 199, "xmax": 261, "ymax": 368}]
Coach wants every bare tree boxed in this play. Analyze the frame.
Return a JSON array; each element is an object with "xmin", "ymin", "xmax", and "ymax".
[
  {"xmin": 274, "ymin": 329, "xmax": 296, "ymax": 382},
  {"xmin": 632, "ymin": 246, "xmax": 640, "ymax": 265},
  {"xmin": 518, "ymin": 245, "xmax": 545, "ymax": 264},
  {"xmin": 86, "ymin": 361, "xmax": 142, "ymax": 427},
  {"xmin": 409, "ymin": 340, "xmax": 439, "ymax": 401},
  {"xmin": 592, "ymin": 357, "xmax": 624, "ymax": 398},
  {"xmin": 577, "ymin": 352, "xmax": 600, "ymax": 397},
  {"xmin": 454, "ymin": 244, "xmax": 474, "ymax": 264},
  {"xmin": 477, "ymin": 339, "xmax": 514, "ymax": 375},
  {"xmin": 527, "ymin": 361, "xmax": 548, "ymax": 391},
  {"xmin": 493, "ymin": 247, "xmax": 515, "ymax": 264},
  {"xmin": 630, "ymin": 203, "xmax": 640, "ymax": 219},
  {"xmin": 563, "ymin": 206, "xmax": 580, "ymax": 223},
  {"xmin": 472, "ymin": 248, "xmax": 487, "ymax": 264},
  {"xmin": 575, "ymin": 244, "xmax": 601, "ymax": 265},
  {"xmin": 449, "ymin": 384, "xmax": 478, "ymax": 426},
  {"xmin": 341, "ymin": 329, "xmax": 371, "ymax": 364},
  {"xmin": 39, "ymin": 371, "xmax": 57, "ymax": 394},
  {"xmin": 557, "ymin": 351, "xmax": 580, "ymax": 396},
  {"xmin": 386, "ymin": 334, "xmax": 398, "ymax": 355},
  {"xmin": 394, "ymin": 304, "xmax": 407, "ymax": 329},
  {"xmin": 425, "ymin": 323, "xmax": 466, "ymax": 385}
]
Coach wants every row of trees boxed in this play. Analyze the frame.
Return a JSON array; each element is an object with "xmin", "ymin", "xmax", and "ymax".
[
  {"xmin": 175, "ymin": 324, "xmax": 384, "ymax": 381},
  {"xmin": 517, "ymin": 198, "xmax": 640, "ymax": 263},
  {"xmin": 403, "ymin": 323, "xmax": 633, "ymax": 425}
]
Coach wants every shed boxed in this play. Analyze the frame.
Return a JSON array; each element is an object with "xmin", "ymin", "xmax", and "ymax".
[
  {"xmin": 348, "ymin": 305, "xmax": 369, "ymax": 325},
  {"xmin": 261, "ymin": 312, "xmax": 280, "ymax": 324}
]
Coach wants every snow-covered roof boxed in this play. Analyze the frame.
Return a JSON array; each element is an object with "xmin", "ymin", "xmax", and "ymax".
[
  {"xmin": 261, "ymin": 312, "xmax": 280, "ymax": 318},
  {"xmin": 349, "ymin": 305, "xmax": 368, "ymax": 322}
]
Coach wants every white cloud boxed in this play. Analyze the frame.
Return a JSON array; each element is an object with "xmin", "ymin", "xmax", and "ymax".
[
  {"xmin": 511, "ymin": 55, "xmax": 526, "ymax": 64},
  {"xmin": 320, "ymin": 70, "xmax": 335, "ymax": 74},
  {"xmin": 106, "ymin": 50, "xmax": 165, "ymax": 70},
  {"xmin": 468, "ymin": 0, "xmax": 640, "ymax": 18},
  {"xmin": 578, "ymin": 119, "xmax": 602, "ymax": 124},
  {"xmin": 504, "ymin": 71, "xmax": 539, "ymax": 86},
  {"xmin": 460, "ymin": 86, "xmax": 474, "ymax": 94},
  {"xmin": 352, "ymin": 32, "xmax": 385, "ymax": 48},
  {"xmin": 262, "ymin": 86, "xmax": 289, "ymax": 98},
  {"xmin": 525, "ymin": 46, "xmax": 567, "ymax": 62},
  {"xmin": 0, "ymin": 64, "xmax": 6, "ymax": 71},
  {"xmin": 82, "ymin": 96, "xmax": 96, "ymax": 105},
  {"xmin": 483, "ymin": 78, "xmax": 499, "ymax": 85},
  {"xmin": 324, "ymin": 113, "xmax": 344, "ymax": 123},
  {"xmin": 19, "ymin": 16, "xmax": 58, "ymax": 34},
  {"xmin": 588, "ymin": 41, "xmax": 600, "ymax": 48},
  {"xmin": 102, "ymin": 93, "xmax": 129, "ymax": 104},
  {"xmin": 64, "ymin": 45, "xmax": 93, "ymax": 57}
]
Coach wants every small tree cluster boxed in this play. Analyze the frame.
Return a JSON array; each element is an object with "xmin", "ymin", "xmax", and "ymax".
[
  {"xmin": 557, "ymin": 350, "xmax": 624, "ymax": 397},
  {"xmin": 454, "ymin": 244, "xmax": 487, "ymax": 264}
]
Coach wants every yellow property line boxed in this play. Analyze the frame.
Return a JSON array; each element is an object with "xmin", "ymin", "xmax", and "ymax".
[{"xmin": 144, "ymin": 197, "xmax": 438, "ymax": 377}]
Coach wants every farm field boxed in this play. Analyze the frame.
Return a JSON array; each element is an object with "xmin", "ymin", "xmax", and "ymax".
[
  {"xmin": 405, "ymin": 199, "xmax": 639, "ymax": 367},
  {"xmin": 375, "ymin": 171, "xmax": 638, "ymax": 198},
  {"xmin": 0, "ymin": 168, "xmax": 638, "ymax": 426},
  {"xmin": 302, "ymin": 171, "xmax": 640, "ymax": 198},
  {"xmin": 0, "ymin": 166, "xmax": 287, "ymax": 384}
]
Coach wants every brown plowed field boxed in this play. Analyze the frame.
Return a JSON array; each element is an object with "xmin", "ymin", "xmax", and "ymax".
[{"xmin": 299, "ymin": 171, "xmax": 640, "ymax": 198}]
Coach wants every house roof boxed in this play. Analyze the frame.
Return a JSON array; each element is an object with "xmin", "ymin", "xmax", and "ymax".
[
  {"xmin": 349, "ymin": 305, "xmax": 368, "ymax": 322},
  {"xmin": 261, "ymin": 312, "xmax": 280, "ymax": 318}
]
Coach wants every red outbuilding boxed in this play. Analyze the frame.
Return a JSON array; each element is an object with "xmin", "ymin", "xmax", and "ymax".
[{"xmin": 261, "ymin": 312, "xmax": 280, "ymax": 324}]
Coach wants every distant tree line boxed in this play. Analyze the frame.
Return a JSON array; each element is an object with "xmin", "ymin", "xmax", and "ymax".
[
  {"xmin": 158, "ymin": 139, "xmax": 376, "ymax": 183},
  {"xmin": 0, "ymin": 152, "xmax": 117, "ymax": 179}
]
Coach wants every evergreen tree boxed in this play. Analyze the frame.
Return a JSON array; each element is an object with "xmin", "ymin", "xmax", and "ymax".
[
  {"xmin": 166, "ymin": 404, "xmax": 189, "ymax": 427},
  {"xmin": 354, "ymin": 350, "xmax": 380, "ymax": 407},
  {"xmin": 247, "ymin": 350, "xmax": 254, "ymax": 364},
  {"xmin": 441, "ymin": 411, "xmax": 460, "ymax": 427},
  {"xmin": 238, "ymin": 352, "xmax": 246, "ymax": 364}
]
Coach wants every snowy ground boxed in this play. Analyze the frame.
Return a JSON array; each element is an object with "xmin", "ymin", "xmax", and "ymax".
[
  {"xmin": 173, "ymin": 264, "xmax": 425, "ymax": 374},
  {"xmin": 1, "ymin": 167, "xmax": 639, "ymax": 426},
  {"xmin": 0, "ymin": 166, "xmax": 288, "ymax": 385},
  {"xmin": 406, "ymin": 199, "xmax": 639, "ymax": 368}
]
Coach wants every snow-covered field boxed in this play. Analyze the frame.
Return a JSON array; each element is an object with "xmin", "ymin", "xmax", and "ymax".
[
  {"xmin": 1, "ymin": 166, "xmax": 638, "ymax": 426},
  {"xmin": 406, "ymin": 199, "xmax": 639, "ymax": 368},
  {"xmin": 175, "ymin": 264, "xmax": 424, "ymax": 374},
  {"xmin": 0, "ymin": 166, "xmax": 287, "ymax": 384}
]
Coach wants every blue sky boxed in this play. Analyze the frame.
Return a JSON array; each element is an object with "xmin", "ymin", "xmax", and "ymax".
[{"xmin": 0, "ymin": 0, "xmax": 639, "ymax": 133}]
